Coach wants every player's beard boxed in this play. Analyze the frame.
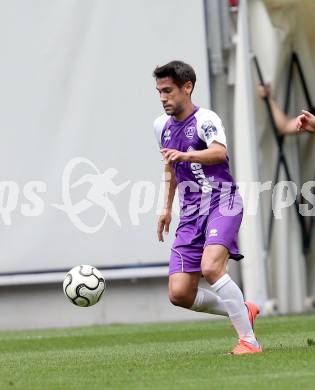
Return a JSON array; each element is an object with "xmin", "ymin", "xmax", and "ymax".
[{"xmin": 165, "ymin": 102, "xmax": 184, "ymax": 117}]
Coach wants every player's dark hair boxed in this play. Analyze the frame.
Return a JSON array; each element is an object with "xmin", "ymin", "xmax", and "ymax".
[{"xmin": 153, "ymin": 60, "xmax": 196, "ymax": 92}]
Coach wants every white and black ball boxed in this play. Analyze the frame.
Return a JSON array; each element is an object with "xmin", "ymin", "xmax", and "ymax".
[{"xmin": 63, "ymin": 265, "xmax": 105, "ymax": 307}]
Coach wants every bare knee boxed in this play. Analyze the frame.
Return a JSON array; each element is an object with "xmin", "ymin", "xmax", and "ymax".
[
  {"xmin": 201, "ymin": 257, "xmax": 227, "ymax": 284},
  {"xmin": 168, "ymin": 272, "xmax": 200, "ymax": 309},
  {"xmin": 201, "ymin": 262, "xmax": 223, "ymax": 284},
  {"xmin": 169, "ymin": 286, "xmax": 196, "ymax": 308},
  {"xmin": 201, "ymin": 245, "xmax": 229, "ymax": 285}
]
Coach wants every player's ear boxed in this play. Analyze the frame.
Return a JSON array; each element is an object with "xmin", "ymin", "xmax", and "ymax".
[{"xmin": 184, "ymin": 81, "xmax": 193, "ymax": 96}]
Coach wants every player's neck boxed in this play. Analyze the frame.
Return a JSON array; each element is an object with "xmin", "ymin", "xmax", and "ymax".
[{"xmin": 173, "ymin": 102, "xmax": 195, "ymax": 122}]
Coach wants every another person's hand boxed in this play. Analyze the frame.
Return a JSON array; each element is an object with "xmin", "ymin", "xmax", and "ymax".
[
  {"xmin": 257, "ymin": 83, "xmax": 271, "ymax": 99},
  {"xmin": 296, "ymin": 110, "xmax": 315, "ymax": 133}
]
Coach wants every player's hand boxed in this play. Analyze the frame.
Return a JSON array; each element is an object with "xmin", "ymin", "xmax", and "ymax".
[
  {"xmin": 157, "ymin": 211, "xmax": 172, "ymax": 242},
  {"xmin": 161, "ymin": 148, "xmax": 189, "ymax": 163},
  {"xmin": 296, "ymin": 110, "xmax": 315, "ymax": 133}
]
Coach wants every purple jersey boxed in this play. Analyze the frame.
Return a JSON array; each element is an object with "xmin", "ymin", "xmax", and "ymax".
[{"xmin": 154, "ymin": 107, "xmax": 237, "ymax": 219}]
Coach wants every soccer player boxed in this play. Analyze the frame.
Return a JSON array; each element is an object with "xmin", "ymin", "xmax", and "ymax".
[{"xmin": 153, "ymin": 60, "xmax": 262, "ymax": 355}]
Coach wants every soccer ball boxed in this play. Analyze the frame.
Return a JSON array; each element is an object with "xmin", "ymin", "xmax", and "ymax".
[{"xmin": 63, "ymin": 265, "xmax": 106, "ymax": 307}]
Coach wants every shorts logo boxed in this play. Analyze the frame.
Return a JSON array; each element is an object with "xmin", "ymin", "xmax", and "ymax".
[
  {"xmin": 164, "ymin": 129, "xmax": 171, "ymax": 141},
  {"xmin": 184, "ymin": 126, "xmax": 196, "ymax": 139},
  {"xmin": 201, "ymin": 120, "xmax": 217, "ymax": 140},
  {"xmin": 209, "ymin": 228, "xmax": 218, "ymax": 237}
]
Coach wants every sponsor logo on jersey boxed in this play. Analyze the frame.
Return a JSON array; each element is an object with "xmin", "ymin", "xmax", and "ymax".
[
  {"xmin": 184, "ymin": 126, "xmax": 196, "ymax": 139},
  {"xmin": 187, "ymin": 147, "xmax": 212, "ymax": 193},
  {"xmin": 201, "ymin": 120, "xmax": 217, "ymax": 140},
  {"xmin": 190, "ymin": 162, "xmax": 212, "ymax": 193},
  {"xmin": 164, "ymin": 129, "xmax": 171, "ymax": 141}
]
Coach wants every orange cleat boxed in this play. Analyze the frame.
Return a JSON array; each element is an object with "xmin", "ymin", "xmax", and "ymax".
[
  {"xmin": 245, "ymin": 301, "xmax": 260, "ymax": 331},
  {"xmin": 231, "ymin": 339, "xmax": 263, "ymax": 355}
]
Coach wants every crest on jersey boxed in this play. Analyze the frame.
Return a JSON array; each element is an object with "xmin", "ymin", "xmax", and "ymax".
[
  {"xmin": 184, "ymin": 126, "xmax": 196, "ymax": 139},
  {"xmin": 201, "ymin": 120, "xmax": 217, "ymax": 140},
  {"xmin": 209, "ymin": 228, "xmax": 218, "ymax": 237},
  {"xmin": 164, "ymin": 129, "xmax": 171, "ymax": 141}
]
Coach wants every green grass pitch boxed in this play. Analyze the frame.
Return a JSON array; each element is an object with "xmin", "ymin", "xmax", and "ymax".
[{"xmin": 0, "ymin": 314, "xmax": 315, "ymax": 389}]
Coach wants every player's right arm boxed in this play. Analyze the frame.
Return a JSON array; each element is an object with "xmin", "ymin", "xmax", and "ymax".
[{"xmin": 157, "ymin": 162, "xmax": 176, "ymax": 242}]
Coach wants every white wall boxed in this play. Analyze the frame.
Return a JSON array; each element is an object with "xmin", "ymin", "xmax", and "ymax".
[
  {"xmin": 0, "ymin": 277, "xmax": 215, "ymax": 330},
  {"xmin": 0, "ymin": 0, "xmax": 210, "ymax": 274}
]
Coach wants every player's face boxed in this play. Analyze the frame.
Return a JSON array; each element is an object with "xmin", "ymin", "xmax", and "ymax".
[{"xmin": 156, "ymin": 77, "xmax": 192, "ymax": 117}]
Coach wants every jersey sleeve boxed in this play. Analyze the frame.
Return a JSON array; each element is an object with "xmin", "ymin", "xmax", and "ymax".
[
  {"xmin": 196, "ymin": 110, "xmax": 227, "ymax": 148},
  {"xmin": 153, "ymin": 114, "xmax": 169, "ymax": 149}
]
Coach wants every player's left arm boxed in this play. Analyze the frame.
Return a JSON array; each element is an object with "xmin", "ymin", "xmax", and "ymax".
[{"xmin": 161, "ymin": 142, "xmax": 226, "ymax": 165}]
